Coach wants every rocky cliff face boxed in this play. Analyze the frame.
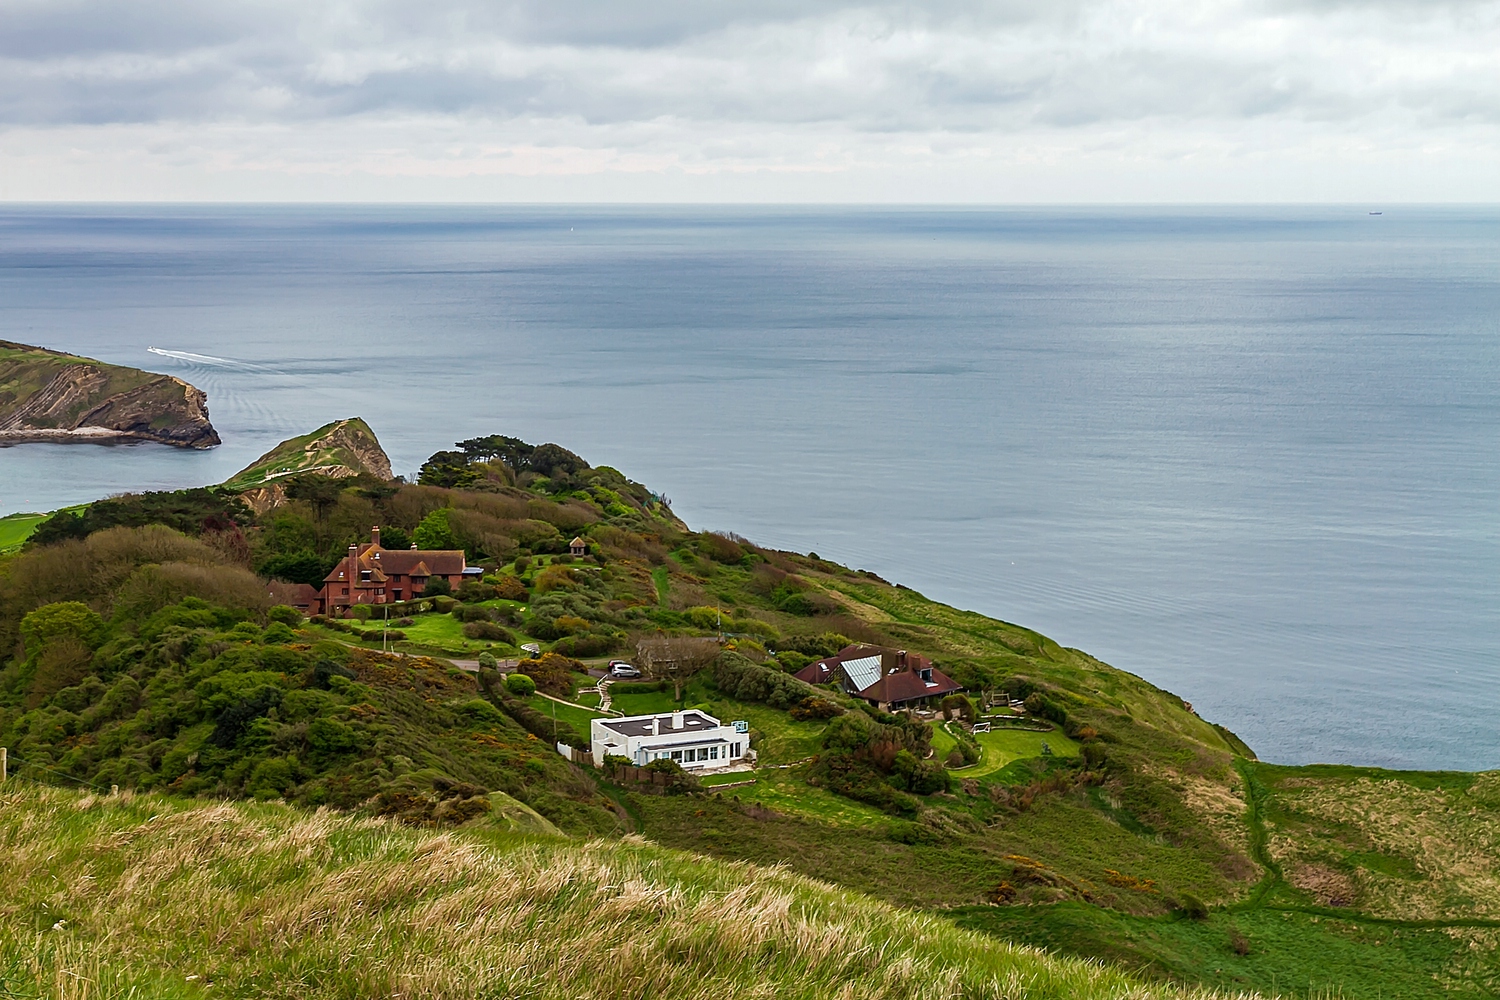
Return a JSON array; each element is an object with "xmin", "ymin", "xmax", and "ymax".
[
  {"xmin": 225, "ymin": 417, "xmax": 394, "ymax": 511},
  {"xmin": 0, "ymin": 341, "xmax": 219, "ymax": 448}
]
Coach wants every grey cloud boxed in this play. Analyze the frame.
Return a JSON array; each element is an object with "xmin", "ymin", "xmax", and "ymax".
[{"xmin": 0, "ymin": 0, "xmax": 1495, "ymax": 135}]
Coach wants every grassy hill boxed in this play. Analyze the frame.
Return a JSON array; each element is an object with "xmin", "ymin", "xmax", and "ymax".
[
  {"xmin": 0, "ymin": 784, "xmax": 1212, "ymax": 1000},
  {"xmin": 222, "ymin": 417, "xmax": 393, "ymax": 496},
  {"xmin": 2, "ymin": 422, "xmax": 1498, "ymax": 996}
]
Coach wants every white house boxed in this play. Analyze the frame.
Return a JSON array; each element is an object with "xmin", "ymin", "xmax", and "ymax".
[{"xmin": 590, "ymin": 710, "xmax": 751, "ymax": 770}]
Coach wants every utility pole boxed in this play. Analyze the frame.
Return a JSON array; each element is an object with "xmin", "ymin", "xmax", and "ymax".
[
  {"xmin": 382, "ymin": 604, "xmax": 389, "ymax": 653},
  {"xmin": 1, "ymin": 746, "xmax": 7, "ymax": 783}
]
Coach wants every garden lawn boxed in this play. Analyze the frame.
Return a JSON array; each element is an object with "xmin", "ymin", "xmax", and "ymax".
[
  {"xmin": 525, "ymin": 694, "xmax": 607, "ymax": 735},
  {"xmin": 610, "ymin": 689, "xmax": 679, "ymax": 717},
  {"xmin": 963, "ymin": 727, "xmax": 1080, "ymax": 780},
  {"xmin": 347, "ymin": 611, "xmax": 525, "ymax": 656},
  {"xmin": 0, "ymin": 510, "xmax": 58, "ymax": 552}
]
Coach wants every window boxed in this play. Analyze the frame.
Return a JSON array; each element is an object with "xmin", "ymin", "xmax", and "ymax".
[
  {"xmin": 360, "ymin": 570, "xmax": 371, "ymax": 582},
  {"xmin": 392, "ymin": 590, "xmax": 403, "ymax": 601},
  {"xmin": 671, "ymin": 750, "xmax": 683, "ymax": 762},
  {"xmin": 731, "ymin": 743, "xmax": 741, "ymax": 757},
  {"xmin": 709, "ymin": 745, "xmax": 719, "ymax": 760}
]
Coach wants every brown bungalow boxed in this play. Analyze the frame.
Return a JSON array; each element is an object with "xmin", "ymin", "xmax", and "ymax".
[
  {"xmin": 318, "ymin": 526, "xmax": 481, "ymax": 616},
  {"xmin": 792, "ymin": 644, "xmax": 962, "ymax": 711}
]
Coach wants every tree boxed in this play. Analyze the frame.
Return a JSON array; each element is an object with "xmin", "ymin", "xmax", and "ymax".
[
  {"xmin": 421, "ymin": 575, "xmax": 452, "ymax": 597},
  {"xmin": 504, "ymin": 672, "xmax": 536, "ymax": 697},
  {"xmin": 412, "ymin": 508, "xmax": 457, "ymax": 550},
  {"xmin": 635, "ymin": 637, "xmax": 721, "ymax": 701},
  {"xmin": 284, "ymin": 475, "xmax": 345, "ymax": 523}
]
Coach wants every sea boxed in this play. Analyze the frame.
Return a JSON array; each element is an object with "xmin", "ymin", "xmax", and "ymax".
[{"xmin": 0, "ymin": 205, "xmax": 1496, "ymax": 771}]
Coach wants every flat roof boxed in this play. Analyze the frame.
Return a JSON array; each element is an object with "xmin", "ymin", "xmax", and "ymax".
[{"xmin": 598, "ymin": 711, "xmax": 719, "ymax": 738}]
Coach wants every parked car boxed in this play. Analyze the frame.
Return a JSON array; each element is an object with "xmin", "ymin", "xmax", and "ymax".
[{"xmin": 608, "ymin": 660, "xmax": 641, "ymax": 678}]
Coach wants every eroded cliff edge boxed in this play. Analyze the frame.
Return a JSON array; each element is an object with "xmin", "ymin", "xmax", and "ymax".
[{"xmin": 0, "ymin": 340, "xmax": 220, "ymax": 448}]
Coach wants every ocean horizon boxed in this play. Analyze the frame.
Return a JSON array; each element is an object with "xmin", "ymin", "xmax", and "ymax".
[{"xmin": 1, "ymin": 204, "xmax": 1496, "ymax": 771}]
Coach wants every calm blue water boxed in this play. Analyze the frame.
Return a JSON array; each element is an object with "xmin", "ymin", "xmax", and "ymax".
[{"xmin": 1, "ymin": 205, "xmax": 1496, "ymax": 770}]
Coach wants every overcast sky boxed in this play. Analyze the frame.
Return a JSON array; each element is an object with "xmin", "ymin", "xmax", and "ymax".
[{"xmin": 2, "ymin": 0, "xmax": 1498, "ymax": 201}]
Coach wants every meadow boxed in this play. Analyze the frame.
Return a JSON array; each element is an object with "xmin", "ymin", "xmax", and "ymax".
[{"xmin": 0, "ymin": 784, "xmax": 1219, "ymax": 1000}]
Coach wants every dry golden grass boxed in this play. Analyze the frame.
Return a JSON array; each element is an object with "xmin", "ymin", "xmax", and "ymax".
[
  {"xmin": 0, "ymin": 785, "xmax": 1252, "ymax": 1000},
  {"xmin": 1265, "ymin": 773, "xmax": 1500, "ymax": 920}
]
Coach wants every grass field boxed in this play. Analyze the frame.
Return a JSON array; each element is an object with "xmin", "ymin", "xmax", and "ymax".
[
  {"xmin": 0, "ymin": 785, "xmax": 1214, "ymax": 1000},
  {"xmin": 0, "ymin": 511, "xmax": 50, "ymax": 552},
  {"xmin": 965, "ymin": 727, "xmax": 1080, "ymax": 779},
  {"xmin": 526, "ymin": 693, "xmax": 607, "ymax": 735},
  {"xmin": 344, "ymin": 610, "xmax": 528, "ymax": 656},
  {"xmin": 610, "ymin": 688, "xmax": 680, "ymax": 716},
  {"xmin": 951, "ymin": 901, "xmax": 1497, "ymax": 998}
]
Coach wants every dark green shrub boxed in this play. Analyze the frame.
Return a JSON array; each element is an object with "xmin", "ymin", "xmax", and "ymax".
[
  {"xmin": 457, "ymin": 580, "xmax": 496, "ymax": 602},
  {"xmin": 422, "ymin": 576, "xmax": 452, "ymax": 597},
  {"xmin": 505, "ymin": 673, "xmax": 536, "ymax": 696},
  {"xmin": 262, "ymin": 622, "xmax": 296, "ymax": 644},
  {"xmin": 770, "ymin": 633, "xmax": 852, "ymax": 658},
  {"xmin": 788, "ymin": 695, "xmax": 843, "ymax": 721},
  {"xmin": 463, "ymin": 621, "xmax": 514, "ymax": 642},
  {"xmin": 453, "ymin": 605, "xmax": 492, "ymax": 623},
  {"xmin": 351, "ymin": 605, "xmax": 372, "ymax": 622},
  {"xmin": 266, "ymin": 605, "xmax": 302, "ymax": 626},
  {"xmin": 712, "ymin": 652, "xmax": 818, "ymax": 710},
  {"xmin": 551, "ymin": 633, "xmax": 619, "ymax": 658}
]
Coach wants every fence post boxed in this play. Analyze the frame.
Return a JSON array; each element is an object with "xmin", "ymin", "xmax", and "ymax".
[{"xmin": 1, "ymin": 746, "xmax": 7, "ymax": 783}]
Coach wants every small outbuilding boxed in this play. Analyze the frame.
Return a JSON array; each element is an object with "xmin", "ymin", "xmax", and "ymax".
[{"xmin": 569, "ymin": 536, "xmax": 587, "ymax": 557}]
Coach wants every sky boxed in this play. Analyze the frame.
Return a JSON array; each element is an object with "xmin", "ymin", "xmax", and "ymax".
[{"xmin": 1, "ymin": 0, "xmax": 1498, "ymax": 202}]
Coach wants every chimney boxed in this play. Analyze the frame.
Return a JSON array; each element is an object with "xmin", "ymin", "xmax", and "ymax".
[
  {"xmin": 651, "ymin": 718, "xmax": 660, "ymax": 736},
  {"xmin": 672, "ymin": 711, "xmax": 684, "ymax": 730},
  {"xmin": 372, "ymin": 525, "xmax": 381, "ymax": 548},
  {"xmin": 410, "ymin": 543, "xmax": 418, "ymax": 550}
]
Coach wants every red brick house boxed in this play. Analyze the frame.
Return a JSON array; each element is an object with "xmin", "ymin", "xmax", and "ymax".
[
  {"xmin": 318, "ymin": 526, "xmax": 480, "ymax": 616},
  {"xmin": 792, "ymin": 644, "xmax": 962, "ymax": 711}
]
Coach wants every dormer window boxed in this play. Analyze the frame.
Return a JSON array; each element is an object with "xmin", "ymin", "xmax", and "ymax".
[
  {"xmin": 920, "ymin": 668, "xmax": 933, "ymax": 682},
  {"xmin": 360, "ymin": 570, "xmax": 372, "ymax": 582}
]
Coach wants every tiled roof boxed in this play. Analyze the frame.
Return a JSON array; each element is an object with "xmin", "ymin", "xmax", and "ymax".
[
  {"xmin": 322, "ymin": 543, "xmax": 466, "ymax": 584},
  {"xmin": 793, "ymin": 644, "xmax": 962, "ymax": 706},
  {"xmin": 857, "ymin": 666, "xmax": 962, "ymax": 705}
]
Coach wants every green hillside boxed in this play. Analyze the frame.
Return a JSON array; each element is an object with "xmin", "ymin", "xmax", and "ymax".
[
  {"xmin": 222, "ymin": 417, "xmax": 393, "ymax": 493},
  {"xmin": 2, "ymin": 422, "xmax": 1497, "ymax": 997},
  {"xmin": 0, "ymin": 784, "xmax": 1221, "ymax": 1000}
]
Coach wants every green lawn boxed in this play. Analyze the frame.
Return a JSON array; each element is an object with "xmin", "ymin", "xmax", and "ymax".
[
  {"xmin": 0, "ymin": 508, "xmax": 75, "ymax": 552},
  {"xmin": 961, "ymin": 726, "xmax": 1080, "ymax": 779},
  {"xmin": 576, "ymin": 690, "xmax": 602, "ymax": 709},
  {"xmin": 345, "ymin": 611, "xmax": 527, "ymax": 656},
  {"xmin": 930, "ymin": 721, "xmax": 957, "ymax": 758},
  {"xmin": 525, "ymin": 694, "xmax": 607, "ymax": 735},
  {"xmin": 611, "ymin": 689, "xmax": 680, "ymax": 717}
]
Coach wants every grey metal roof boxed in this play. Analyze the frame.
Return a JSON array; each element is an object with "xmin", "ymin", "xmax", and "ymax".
[{"xmin": 838, "ymin": 654, "xmax": 883, "ymax": 692}]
